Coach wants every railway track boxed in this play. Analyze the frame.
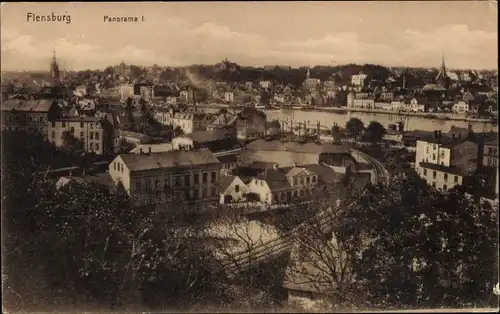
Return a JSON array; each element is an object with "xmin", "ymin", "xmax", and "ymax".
[{"xmin": 220, "ymin": 163, "xmax": 388, "ymax": 276}]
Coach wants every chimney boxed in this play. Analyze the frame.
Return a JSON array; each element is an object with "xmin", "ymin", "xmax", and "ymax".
[{"xmin": 148, "ymin": 146, "xmax": 152, "ymax": 154}]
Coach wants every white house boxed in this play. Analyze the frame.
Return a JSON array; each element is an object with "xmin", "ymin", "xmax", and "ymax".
[
  {"xmin": 391, "ymin": 100, "xmax": 406, "ymax": 111},
  {"xmin": 180, "ymin": 90, "xmax": 189, "ymax": 102},
  {"xmin": 219, "ymin": 175, "xmax": 249, "ymax": 204},
  {"xmin": 351, "ymin": 73, "xmax": 368, "ymax": 87},
  {"xmin": 409, "ymin": 98, "xmax": 426, "ymax": 112},
  {"xmin": 259, "ymin": 81, "xmax": 272, "ymax": 89},
  {"xmin": 224, "ymin": 92, "xmax": 234, "ymax": 103},
  {"xmin": 452, "ymin": 101, "xmax": 469, "ymax": 114}
]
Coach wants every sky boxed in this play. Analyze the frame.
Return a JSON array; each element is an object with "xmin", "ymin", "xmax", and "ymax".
[{"xmin": 1, "ymin": 1, "xmax": 498, "ymax": 71}]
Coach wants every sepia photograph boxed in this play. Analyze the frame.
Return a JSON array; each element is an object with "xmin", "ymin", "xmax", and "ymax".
[{"xmin": 1, "ymin": 1, "xmax": 499, "ymax": 313}]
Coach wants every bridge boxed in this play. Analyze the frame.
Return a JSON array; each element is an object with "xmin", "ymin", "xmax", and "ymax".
[{"xmin": 219, "ymin": 152, "xmax": 390, "ymax": 277}]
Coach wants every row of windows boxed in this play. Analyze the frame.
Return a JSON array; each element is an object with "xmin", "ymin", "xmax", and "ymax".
[
  {"xmin": 486, "ymin": 157, "xmax": 498, "ymax": 166},
  {"xmin": 134, "ymin": 171, "xmax": 218, "ymax": 191},
  {"xmin": 142, "ymin": 187, "xmax": 218, "ymax": 205},
  {"xmin": 51, "ymin": 130, "xmax": 100, "ymax": 141},
  {"xmin": 293, "ymin": 176, "xmax": 317, "ymax": 186},
  {"xmin": 423, "ymin": 168, "xmax": 459, "ymax": 183},
  {"xmin": 273, "ymin": 189, "xmax": 312, "ymax": 202},
  {"xmin": 431, "ymin": 181, "xmax": 449, "ymax": 191},
  {"xmin": 56, "ymin": 121, "xmax": 100, "ymax": 129},
  {"xmin": 487, "ymin": 147, "xmax": 498, "ymax": 157}
]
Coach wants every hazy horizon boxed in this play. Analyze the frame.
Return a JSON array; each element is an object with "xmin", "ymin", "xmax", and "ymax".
[{"xmin": 1, "ymin": 2, "xmax": 498, "ymax": 72}]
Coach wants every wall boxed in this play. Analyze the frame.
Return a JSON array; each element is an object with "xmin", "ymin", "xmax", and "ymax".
[
  {"xmin": 219, "ymin": 177, "xmax": 249, "ymax": 204},
  {"xmin": 247, "ymin": 179, "xmax": 272, "ymax": 204},
  {"xmin": 417, "ymin": 166, "xmax": 462, "ymax": 191},
  {"xmin": 48, "ymin": 120, "xmax": 105, "ymax": 155}
]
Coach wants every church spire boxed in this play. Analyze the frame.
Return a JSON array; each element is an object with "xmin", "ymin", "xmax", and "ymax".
[
  {"xmin": 306, "ymin": 67, "xmax": 311, "ymax": 79},
  {"xmin": 436, "ymin": 52, "xmax": 447, "ymax": 81}
]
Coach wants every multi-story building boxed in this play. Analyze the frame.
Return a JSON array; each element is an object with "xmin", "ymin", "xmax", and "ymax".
[
  {"xmin": 179, "ymin": 90, "xmax": 189, "ymax": 102},
  {"xmin": 452, "ymin": 101, "xmax": 469, "ymax": 114},
  {"xmin": 153, "ymin": 107, "xmax": 174, "ymax": 126},
  {"xmin": 347, "ymin": 92, "xmax": 375, "ymax": 109},
  {"xmin": 224, "ymin": 92, "xmax": 234, "ymax": 103},
  {"xmin": 1, "ymin": 98, "xmax": 62, "ymax": 137},
  {"xmin": 119, "ymin": 84, "xmax": 134, "ymax": 102},
  {"xmin": 415, "ymin": 131, "xmax": 479, "ymax": 191},
  {"xmin": 380, "ymin": 92, "xmax": 394, "ymax": 102},
  {"xmin": 108, "ymin": 148, "xmax": 221, "ymax": 206},
  {"xmin": 483, "ymin": 137, "xmax": 498, "ymax": 168},
  {"xmin": 408, "ymin": 98, "xmax": 427, "ymax": 112},
  {"xmin": 259, "ymin": 81, "xmax": 272, "ymax": 89},
  {"xmin": 172, "ymin": 111, "xmax": 211, "ymax": 134},
  {"xmin": 48, "ymin": 116, "xmax": 115, "ymax": 155},
  {"xmin": 351, "ymin": 73, "xmax": 367, "ymax": 87}
]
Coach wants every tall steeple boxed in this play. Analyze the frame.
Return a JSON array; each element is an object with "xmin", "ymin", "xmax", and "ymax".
[
  {"xmin": 50, "ymin": 46, "xmax": 60, "ymax": 84},
  {"xmin": 436, "ymin": 52, "xmax": 447, "ymax": 80},
  {"xmin": 306, "ymin": 67, "xmax": 311, "ymax": 80},
  {"xmin": 435, "ymin": 52, "xmax": 449, "ymax": 89}
]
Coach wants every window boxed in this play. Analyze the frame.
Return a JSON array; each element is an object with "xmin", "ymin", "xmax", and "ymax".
[
  {"xmin": 235, "ymin": 185, "xmax": 240, "ymax": 193},
  {"xmin": 90, "ymin": 123, "xmax": 94, "ymax": 129},
  {"xmin": 444, "ymin": 173, "xmax": 448, "ymax": 180},
  {"xmin": 260, "ymin": 181, "xmax": 264, "ymax": 186},
  {"xmin": 294, "ymin": 178, "xmax": 298, "ymax": 185},
  {"xmin": 113, "ymin": 162, "xmax": 116, "ymax": 171},
  {"xmin": 306, "ymin": 177, "xmax": 310, "ymax": 184},
  {"xmin": 80, "ymin": 122, "xmax": 84, "ymax": 128},
  {"xmin": 95, "ymin": 143, "xmax": 99, "ymax": 151},
  {"xmin": 432, "ymin": 171, "xmax": 436, "ymax": 179},
  {"xmin": 294, "ymin": 190, "xmax": 298, "ymax": 197},
  {"xmin": 184, "ymin": 174, "xmax": 190, "ymax": 187},
  {"xmin": 423, "ymin": 169, "xmax": 427, "ymax": 175},
  {"xmin": 432, "ymin": 181, "xmax": 436, "ymax": 188},
  {"xmin": 443, "ymin": 185, "xmax": 448, "ymax": 191},
  {"xmin": 136, "ymin": 181, "xmax": 141, "ymax": 191},
  {"xmin": 300, "ymin": 178, "xmax": 304, "ymax": 185},
  {"xmin": 432, "ymin": 154, "xmax": 436, "ymax": 161},
  {"xmin": 51, "ymin": 131, "xmax": 55, "ymax": 138},
  {"xmin": 312, "ymin": 176, "xmax": 317, "ymax": 183},
  {"xmin": 95, "ymin": 132, "xmax": 99, "ymax": 140},
  {"xmin": 194, "ymin": 173, "xmax": 199, "ymax": 184},
  {"xmin": 164, "ymin": 178, "xmax": 170, "ymax": 189},
  {"xmin": 155, "ymin": 179, "xmax": 160, "ymax": 190},
  {"xmin": 211, "ymin": 171, "xmax": 216, "ymax": 182},
  {"xmin": 90, "ymin": 132, "xmax": 94, "ymax": 140},
  {"xmin": 440, "ymin": 151, "xmax": 445, "ymax": 159},
  {"xmin": 80, "ymin": 132, "xmax": 84, "ymax": 138},
  {"xmin": 71, "ymin": 127, "xmax": 75, "ymax": 134},
  {"xmin": 454, "ymin": 176, "xmax": 459, "ymax": 183},
  {"xmin": 202, "ymin": 188, "xmax": 208, "ymax": 198},
  {"xmin": 40, "ymin": 117, "xmax": 44, "ymax": 123},
  {"xmin": 202, "ymin": 172, "xmax": 208, "ymax": 183},
  {"xmin": 145, "ymin": 180, "xmax": 151, "ymax": 191},
  {"xmin": 90, "ymin": 143, "xmax": 94, "ymax": 150},
  {"xmin": 488, "ymin": 147, "xmax": 493, "ymax": 155},
  {"xmin": 211, "ymin": 187, "xmax": 217, "ymax": 196},
  {"xmin": 175, "ymin": 176, "xmax": 181, "ymax": 187},
  {"xmin": 52, "ymin": 121, "xmax": 56, "ymax": 127}
]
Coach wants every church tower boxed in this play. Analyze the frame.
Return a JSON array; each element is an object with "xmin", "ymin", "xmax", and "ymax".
[
  {"xmin": 306, "ymin": 67, "xmax": 311, "ymax": 80},
  {"xmin": 435, "ymin": 53, "xmax": 449, "ymax": 89},
  {"xmin": 50, "ymin": 47, "xmax": 60, "ymax": 84}
]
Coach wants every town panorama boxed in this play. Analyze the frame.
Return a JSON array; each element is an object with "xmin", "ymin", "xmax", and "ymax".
[{"xmin": 1, "ymin": 2, "xmax": 499, "ymax": 313}]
